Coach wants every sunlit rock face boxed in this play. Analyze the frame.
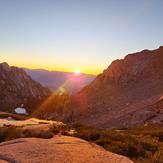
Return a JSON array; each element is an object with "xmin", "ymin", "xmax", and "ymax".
[
  {"xmin": 72, "ymin": 46, "xmax": 163, "ymax": 128},
  {"xmin": 33, "ymin": 92, "xmax": 72, "ymax": 122},
  {"xmin": 0, "ymin": 62, "xmax": 51, "ymax": 113}
]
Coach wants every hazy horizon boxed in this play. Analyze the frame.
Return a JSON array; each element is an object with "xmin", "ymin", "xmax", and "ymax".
[{"xmin": 1, "ymin": 0, "xmax": 163, "ymax": 74}]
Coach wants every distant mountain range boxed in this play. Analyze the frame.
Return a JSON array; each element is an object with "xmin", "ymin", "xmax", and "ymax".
[{"xmin": 24, "ymin": 68, "xmax": 96, "ymax": 94}]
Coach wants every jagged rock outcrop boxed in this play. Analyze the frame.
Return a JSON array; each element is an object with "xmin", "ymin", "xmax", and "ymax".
[
  {"xmin": 0, "ymin": 62, "xmax": 51, "ymax": 113},
  {"xmin": 72, "ymin": 46, "xmax": 163, "ymax": 128}
]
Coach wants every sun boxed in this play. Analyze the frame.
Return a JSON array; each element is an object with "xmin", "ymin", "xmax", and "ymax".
[{"xmin": 73, "ymin": 69, "xmax": 81, "ymax": 75}]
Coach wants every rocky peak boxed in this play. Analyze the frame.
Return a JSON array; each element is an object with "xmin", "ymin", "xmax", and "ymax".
[
  {"xmin": 0, "ymin": 62, "xmax": 11, "ymax": 71},
  {"xmin": 0, "ymin": 62, "xmax": 51, "ymax": 113},
  {"xmin": 73, "ymin": 46, "xmax": 163, "ymax": 128},
  {"xmin": 99, "ymin": 46, "xmax": 163, "ymax": 86}
]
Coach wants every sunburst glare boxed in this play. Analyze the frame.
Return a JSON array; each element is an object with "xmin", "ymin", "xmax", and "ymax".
[{"xmin": 73, "ymin": 69, "xmax": 81, "ymax": 75}]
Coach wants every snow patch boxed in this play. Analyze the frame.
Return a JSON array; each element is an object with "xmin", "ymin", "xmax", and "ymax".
[{"xmin": 15, "ymin": 107, "xmax": 28, "ymax": 115}]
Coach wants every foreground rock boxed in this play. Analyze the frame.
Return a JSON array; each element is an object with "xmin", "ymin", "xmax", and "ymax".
[
  {"xmin": 0, "ymin": 135, "xmax": 133, "ymax": 163},
  {"xmin": 0, "ymin": 118, "xmax": 67, "ymax": 142},
  {"xmin": 0, "ymin": 118, "xmax": 61, "ymax": 127}
]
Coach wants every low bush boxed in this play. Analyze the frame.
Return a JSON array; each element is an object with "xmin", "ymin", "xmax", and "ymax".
[{"xmin": 72, "ymin": 123, "xmax": 163, "ymax": 163}]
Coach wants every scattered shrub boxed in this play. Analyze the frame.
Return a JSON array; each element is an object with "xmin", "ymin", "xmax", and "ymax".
[
  {"xmin": 72, "ymin": 124, "xmax": 163, "ymax": 163},
  {"xmin": 1, "ymin": 122, "xmax": 163, "ymax": 163}
]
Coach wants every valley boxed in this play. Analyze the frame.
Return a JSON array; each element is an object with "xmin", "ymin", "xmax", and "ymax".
[
  {"xmin": 1, "ymin": 46, "xmax": 163, "ymax": 163},
  {"xmin": 1, "ymin": 1, "xmax": 163, "ymax": 162}
]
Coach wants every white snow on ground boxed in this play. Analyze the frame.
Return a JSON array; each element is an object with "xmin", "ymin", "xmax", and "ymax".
[
  {"xmin": 15, "ymin": 107, "xmax": 28, "ymax": 115},
  {"xmin": 0, "ymin": 118, "xmax": 63, "ymax": 127}
]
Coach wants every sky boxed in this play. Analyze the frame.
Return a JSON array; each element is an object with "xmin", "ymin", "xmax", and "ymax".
[{"xmin": 0, "ymin": 0, "xmax": 163, "ymax": 75}]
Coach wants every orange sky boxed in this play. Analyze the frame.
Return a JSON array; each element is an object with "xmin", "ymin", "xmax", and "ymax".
[{"xmin": 1, "ymin": 54, "xmax": 104, "ymax": 75}]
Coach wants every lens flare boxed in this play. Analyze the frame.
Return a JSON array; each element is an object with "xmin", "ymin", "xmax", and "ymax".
[{"xmin": 73, "ymin": 69, "xmax": 81, "ymax": 75}]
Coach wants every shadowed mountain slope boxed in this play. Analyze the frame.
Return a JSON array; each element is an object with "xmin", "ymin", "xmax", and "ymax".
[
  {"xmin": 0, "ymin": 62, "xmax": 51, "ymax": 113},
  {"xmin": 72, "ymin": 46, "xmax": 163, "ymax": 128}
]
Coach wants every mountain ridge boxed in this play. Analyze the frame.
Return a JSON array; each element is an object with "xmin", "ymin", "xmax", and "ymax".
[
  {"xmin": 72, "ymin": 46, "xmax": 163, "ymax": 128},
  {"xmin": 0, "ymin": 62, "xmax": 51, "ymax": 113}
]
